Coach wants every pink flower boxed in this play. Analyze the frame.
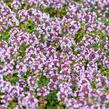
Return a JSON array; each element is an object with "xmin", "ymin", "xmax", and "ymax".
[
  {"xmin": 16, "ymin": 62, "xmax": 27, "ymax": 73},
  {"xmin": 21, "ymin": 94, "xmax": 38, "ymax": 108}
]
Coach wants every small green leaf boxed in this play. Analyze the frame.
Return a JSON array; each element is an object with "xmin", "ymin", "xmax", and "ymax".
[
  {"xmin": 106, "ymin": 51, "xmax": 109, "ymax": 56},
  {"xmin": 18, "ymin": 43, "xmax": 28, "ymax": 58},
  {"xmin": 4, "ymin": 0, "xmax": 13, "ymax": 7},
  {"xmin": 106, "ymin": 102, "xmax": 109, "ymax": 107},
  {"xmin": 91, "ymin": 7, "xmax": 96, "ymax": 12},
  {"xmin": 21, "ymin": 2, "xmax": 30, "ymax": 10},
  {"xmin": 0, "ymin": 60, "xmax": 4, "ymax": 65},
  {"xmin": 104, "ymin": 20, "xmax": 109, "ymax": 26},
  {"xmin": 19, "ymin": 43, "xmax": 27, "ymax": 51},
  {"xmin": 91, "ymin": 81, "xmax": 96, "ymax": 89},
  {"xmin": 84, "ymin": 60, "xmax": 89, "ymax": 70},
  {"xmin": 92, "ymin": 43, "xmax": 103, "ymax": 50},
  {"xmin": 38, "ymin": 76, "xmax": 49, "ymax": 88},
  {"xmin": 98, "ymin": 65, "xmax": 109, "ymax": 77},
  {"xmin": 72, "ymin": 0, "xmax": 82, "ymax": 2},
  {"xmin": 21, "ymin": 70, "xmax": 34, "ymax": 82},
  {"xmin": 0, "ymin": 31, "xmax": 9, "ymax": 42},
  {"xmin": 102, "ymin": 69, "xmax": 109, "ymax": 77},
  {"xmin": 98, "ymin": 32, "xmax": 107, "ymax": 41},
  {"xmin": 106, "ymin": 12, "xmax": 109, "ymax": 18},
  {"xmin": 45, "ymin": 90, "xmax": 58, "ymax": 109},
  {"xmin": 74, "ymin": 23, "xmax": 86, "ymax": 43},
  {"xmin": 3, "ymin": 73, "xmax": 19, "ymax": 85},
  {"xmin": 59, "ymin": 104, "xmax": 66, "ymax": 109},
  {"xmin": 25, "ymin": 20, "xmax": 36, "ymax": 33},
  {"xmin": 70, "ymin": 85, "xmax": 77, "ymax": 92},
  {"xmin": 40, "ymin": 34, "xmax": 47, "ymax": 42},
  {"xmin": 71, "ymin": 45, "xmax": 80, "ymax": 55},
  {"xmin": 90, "ymin": 80, "xmax": 96, "ymax": 89},
  {"xmin": 56, "ymin": 45, "xmax": 62, "ymax": 52},
  {"xmin": 40, "ymin": 4, "xmax": 67, "ymax": 18},
  {"xmin": 7, "ymin": 98, "xmax": 18, "ymax": 109},
  {"xmin": 19, "ymin": 20, "xmax": 36, "ymax": 33}
]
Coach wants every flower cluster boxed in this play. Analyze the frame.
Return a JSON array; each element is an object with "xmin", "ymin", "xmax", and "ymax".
[{"xmin": 0, "ymin": 0, "xmax": 109, "ymax": 109}]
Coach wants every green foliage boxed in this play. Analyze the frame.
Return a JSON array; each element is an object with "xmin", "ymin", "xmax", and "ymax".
[
  {"xmin": 59, "ymin": 105, "xmax": 66, "ymax": 109},
  {"xmin": 90, "ymin": 7, "xmax": 96, "ymax": 13},
  {"xmin": 106, "ymin": 12, "xmax": 109, "ymax": 18},
  {"xmin": 3, "ymin": 73, "xmax": 19, "ymax": 85},
  {"xmin": 106, "ymin": 102, "xmax": 109, "ymax": 108},
  {"xmin": 74, "ymin": 28, "xmax": 85, "ymax": 43},
  {"xmin": 21, "ymin": 70, "xmax": 34, "ymax": 82},
  {"xmin": 19, "ymin": 43, "xmax": 27, "ymax": 51},
  {"xmin": 25, "ymin": 20, "xmax": 36, "ymax": 33},
  {"xmin": 73, "ymin": 23, "xmax": 86, "ymax": 43},
  {"xmin": 0, "ymin": 60, "xmax": 4, "ymax": 65},
  {"xmin": 40, "ymin": 4, "xmax": 68, "ymax": 18},
  {"xmin": 13, "ymin": 60, "xmax": 17, "ymax": 70},
  {"xmin": 98, "ymin": 64, "xmax": 109, "ymax": 77},
  {"xmin": 18, "ymin": 43, "xmax": 28, "ymax": 58},
  {"xmin": 104, "ymin": 20, "xmax": 109, "ymax": 26},
  {"xmin": 38, "ymin": 76, "xmax": 49, "ymax": 88},
  {"xmin": 92, "ymin": 43, "xmax": 103, "ymax": 50},
  {"xmin": 101, "ymin": 69, "xmax": 109, "ymax": 77},
  {"xmin": 60, "ymin": 25, "xmax": 67, "ymax": 36},
  {"xmin": 88, "ymin": 29, "xmax": 107, "ymax": 41},
  {"xmin": 104, "ymin": 12, "xmax": 109, "ymax": 26},
  {"xmin": 7, "ymin": 98, "xmax": 18, "ymax": 109},
  {"xmin": 13, "ymin": 42, "xmax": 28, "ymax": 62},
  {"xmin": 4, "ymin": 0, "xmax": 13, "ymax": 7},
  {"xmin": 20, "ymin": 70, "xmax": 32, "ymax": 91},
  {"xmin": 72, "ymin": 0, "xmax": 82, "ymax": 2},
  {"xmin": 106, "ymin": 89, "xmax": 109, "ymax": 94},
  {"xmin": 0, "ymin": 91, "xmax": 3, "ymax": 96},
  {"xmin": 90, "ymin": 80, "xmax": 96, "ymax": 89},
  {"xmin": 91, "ymin": 7, "xmax": 99, "ymax": 17},
  {"xmin": 84, "ymin": 60, "xmax": 89, "ymax": 70},
  {"xmin": 0, "ymin": 31, "xmax": 9, "ymax": 42},
  {"xmin": 45, "ymin": 90, "xmax": 58, "ymax": 109},
  {"xmin": 106, "ymin": 51, "xmax": 109, "ymax": 56},
  {"xmin": 20, "ymin": 20, "xmax": 36, "ymax": 33},
  {"xmin": 21, "ymin": 2, "xmax": 30, "ymax": 10},
  {"xmin": 70, "ymin": 85, "xmax": 77, "ymax": 92},
  {"xmin": 56, "ymin": 45, "xmax": 62, "ymax": 52},
  {"xmin": 71, "ymin": 45, "xmax": 80, "ymax": 55},
  {"xmin": 98, "ymin": 12, "xmax": 109, "ymax": 26},
  {"xmin": 98, "ymin": 32, "xmax": 107, "ymax": 41},
  {"xmin": 40, "ymin": 34, "xmax": 47, "ymax": 43}
]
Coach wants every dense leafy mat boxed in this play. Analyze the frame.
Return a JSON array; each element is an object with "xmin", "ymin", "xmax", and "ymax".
[{"xmin": 0, "ymin": 0, "xmax": 109, "ymax": 109}]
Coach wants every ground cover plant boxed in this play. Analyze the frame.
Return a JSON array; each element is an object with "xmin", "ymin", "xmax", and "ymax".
[{"xmin": 0, "ymin": 0, "xmax": 109, "ymax": 109}]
